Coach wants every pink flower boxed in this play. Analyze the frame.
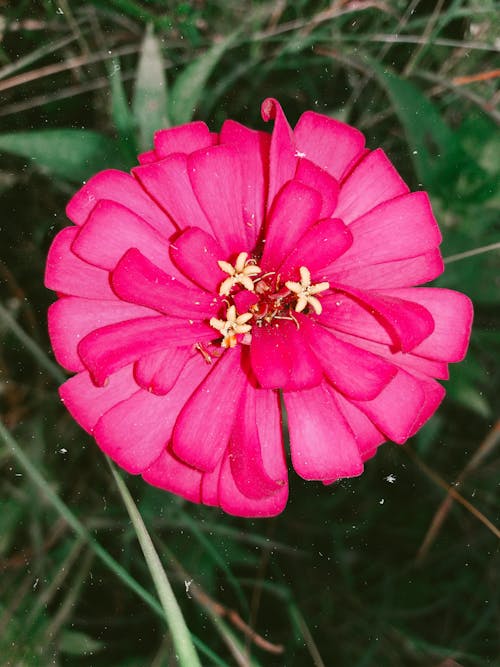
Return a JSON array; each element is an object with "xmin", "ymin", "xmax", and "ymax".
[{"xmin": 45, "ymin": 98, "xmax": 473, "ymax": 517}]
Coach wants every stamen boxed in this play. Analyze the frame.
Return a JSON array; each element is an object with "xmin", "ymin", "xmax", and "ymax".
[
  {"xmin": 210, "ymin": 305, "xmax": 253, "ymax": 348},
  {"xmin": 217, "ymin": 252, "xmax": 262, "ymax": 296},
  {"xmin": 285, "ymin": 266, "xmax": 330, "ymax": 315}
]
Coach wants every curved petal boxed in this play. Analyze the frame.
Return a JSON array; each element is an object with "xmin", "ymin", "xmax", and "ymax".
[
  {"xmin": 335, "ymin": 148, "xmax": 409, "ymax": 223},
  {"xmin": 334, "ymin": 391, "xmax": 385, "ymax": 460},
  {"xmin": 45, "ymin": 227, "xmax": 115, "ymax": 300},
  {"xmin": 331, "ymin": 328, "xmax": 450, "ymax": 380},
  {"xmin": 260, "ymin": 180, "xmax": 322, "ymax": 272},
  {"xmin": 172, "ymin": 347, "xmax": 247, "ymax": 471},
  {"xmin": 326, "ymin": 249, "xmax": 444, "ymax": 290},
  {"xmin": 134, "ymin": 347, "xmax": 193, "ymax": 395},
  {"xmin": 143, "ymin": 450, "xmax": 203, "ymax": 504},
  {"xmin": 66, "ymin": 169, "xmax": 172, "ymax": 234},
  {"xmin": 188, "ymin": 144, "xmax": 248, "ymax": 256},
  {"xmin": 304, "ymin": 319, "xmax": 397, "ymax": 401},
  {"xmin": 279, "ymin": 217, "xmax": 353, "ymax": 280},
  {"xmin": 78, "ymin": 316, "xmax": 214, "ymax": 385},
  {"xmin": 218, "ymin": 449, "xmax": 288, "ymax": 518},
  {"xmin": 250, "ymin": 322, "xmax": 292, "ymax": 389},
  {"xmin": 72, "ymin": 200, "xmax": 181, "ymax": 278},
  {"xmin": 261, "ymin": 98, "xmax": 297, "ymax": 209},
  {"xmin": 295, "ymin": 158, "xmax": 339, "ymax": 218},
  {"xmin": 228, "ymin": 385, "xmax": 286, "ymax": 499},
  {"xmin": 220, "ymin": 120, "xmax": 270, "ymax": 247},
  {"xmin": 154, "ymin": 121, "xmax": 217, "ymax": 157},
  {"xmin": 284, "ymin": 383, "xmax": 363, "ymax": 481},
  {"xmin": 93, "ymin": 356, "xmax": 209, "ymax": 474},
  {"xmin": 48, "ymin": 297, "xmax": 151, "ymax": 372},
  {"xmin": 294, "ymin": 111, "xmax": 365, "ymax": 180},
  {"xmin": 352, "ymin": 368, "xmax": 426, "ymax": 444},
  {"xmin": 169, "ymin": 227, "xmax": 226, "ymax": 293},
  {"xmin": 132, "ymin": 154, "xmax": 213, "ymax": 235},
  {"xmin": 59, "ymin": 365, "xmax": 137, "ymax": 433},
  {"xmin": 326, "ymin": 285, "xmax": 435, "ymax": 353},
  {"xmin": 380, "ymin": 288, "xmax": 473, "ymax": 362},
  {"xmin": 331, "ymin": 192, "xmax": 442, "ymax": 272},
  {"xmin": 111, "ymin": 248, "xmax": 218, "ymax": 318}
]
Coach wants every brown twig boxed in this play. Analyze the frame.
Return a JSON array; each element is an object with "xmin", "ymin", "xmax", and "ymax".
[
  {"xmin": 166, "ymin": 551, "xmax": 284, "ymax": 657},
  {"xmin": 416, "ymin": 420, "xmax": 500, "ymax": 561},
  {"xmin": 405, "ymin": 448, "xmax": 500, "ymax": 556},
  {"xmin": 452, "ymin": 69, "xmax": 500, "ymax": 85}
]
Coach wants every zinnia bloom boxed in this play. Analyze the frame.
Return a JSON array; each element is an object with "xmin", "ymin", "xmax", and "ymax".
[{"xmin": 45, "ymin": 99, "xmax": 473, "ymax": 517}]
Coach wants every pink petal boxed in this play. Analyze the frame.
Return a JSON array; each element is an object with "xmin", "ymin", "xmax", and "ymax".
[
  {"xmin": 328, "ymin": 285, "xmax": 435, "ymax": 353},
  {"xmin": 169, "ymin": 227, "xmax": 226, "ymax": 292},
  {"xmin": 335, "ymin": 149, "xmax": 409, "ymax": 223},
  {"xmin": 188, "ymin": 145, "xmax": 248, "ymax": 256},
  {"xmin": 154, "ymin": 121, "xmax": 217, "ymax": 157},
  {"xmin": 331, "ymin": 328, "xmax": 449, "ymax": 380},
  {"xmin": 295, "ymin": 158, "xmax": 339, "ymax": 218},
  {"xmin": 134, "ymin": 347, "xmax": 193, "ymax": 395},
  {"xmin": 408, "ymin": 376, "xmax": 446, "ymax": 437},
  {"xmin": 250, "ymin": 322, "xmax": 292, "ymax": 389},
  {"xmin": 352, "ymin": 368, "xmax": 426, "ymax": 444},
  {"xmin": 172, "ymin": 348, "xmax": 247, "ymax": 472},
  {"xmin": 45, "ymin": 227, "xmax": 115, "ymax": 300},
  {"xmin": 66, "ymin": 169, "xmax": 172, "ymax": 234},
  {"xmin": 326, "ymin": 249, "xmax": 444, "ymax": 290},
  {"xmin": 334, "ymin": 391, "xmax": 385, "ymax": 460},
  {"xmin": 201, "ymin": 458, "xmax": 223, "ymax": 507},
  {"xmin": 233, "ymin": 289, "xmax": 259, "ymax": 313},
  {"xmin": 260, "ymin": 180, "xmax": 322, "ymax": 272},
  {"xmin": 93, "ymin": 356, "xmax": 209, "ymax": 474},
  {"xmin": 294, "ymin": 111, "xmax": 365, "ymax": 180},
  {"xmin": 250, "ymin": 320, "xmax": 323, "ymax": 391},
  {"xmin": 143, "ymin": 450, "xmax": 203, "ymax": 504},
  {"xmin": 59, "ymin": 365, "xmax": 137, "ymax": 433},
  {"xmin": 228, "ymin": 385, "xmax": 286, "ymax": 499},
  {"xmin": 279, "ymin": 217, "xmax": 353, "ymax": 280},
  {"xmin": 304, "ymin": 319, "xmax": 397, "ymax": 400},
  {"xmin": 319, "ymin": 292, "xmax": 393, "ymax": 346},
  {"xmin": 72, "ymin": 200, "xmax": 180, "ymax": 276},
  {"xmin": 111, "ymin": 248, "xmax": 218, "ymax": 318},
  {"xmin": 78, "ymin": 316, "xmax": 214, "ymax": 385},
  {"xmin": 218, "ymin": 448, "xmax": 288, "ymax": 517},
  {"xmin": 261, "ymin": 98, "xmax": 297, "ymax": 209},
  {"xmin": 284, "ymin": 382, "xmax": 363, "ymax": 480},
  {"xmin": 380, "ymin": 288, "xmax": 473, "ymax": 362},
  {"xmin": 132, "ymin": 154, "xmax": 213, "ymax": 235},
  {"xmin": 220, "ymin": 120, "xmax": 270, "ymax": 247},
  {"xmin": 48, "ymin": 296, "xmax": 151, "ymax": 372},
  {"xmin": 137, "ymin": 149, "xmax": 158, "ymax": 165},
  {"xmin": 331, "ymin": 192, "xmax": 442, "ymax": 273}
]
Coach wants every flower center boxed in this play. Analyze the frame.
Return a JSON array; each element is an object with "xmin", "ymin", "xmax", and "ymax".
[{"xmin": 209, "ymin": 252, "xmax": 329, "ymax": 347}]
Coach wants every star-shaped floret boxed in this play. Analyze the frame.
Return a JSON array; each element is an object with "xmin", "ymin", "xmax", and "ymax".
[
  {"xmin": 209, "ymin": 305, "xmax": 253, "ymax": 348},
  {"xmin": 285, "ymin": 266, "xmax": 330, "ymax": 315},
  {"xmin": 217, "ymin": 252, "xmax": 262, "ymax": 296}
]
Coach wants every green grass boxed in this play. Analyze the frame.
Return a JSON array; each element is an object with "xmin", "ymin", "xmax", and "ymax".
[{"xmin": 1, "ymin": 1, "xmax": 499, "ymax": 665}]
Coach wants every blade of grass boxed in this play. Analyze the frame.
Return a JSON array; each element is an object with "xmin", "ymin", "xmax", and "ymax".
[
  {"xmin": 0, "ymin": 422, "xmax": 224, "ymax": 665},
  {"xmin": 108, "ymin": 463, "xmax": 202, "ymax": 667},
  {"xmin": 0, "ymin": 303, "xmax": 66, "ymax": 383},
  {"xmin": 444, "ymin": 241, "xmax": 500, "ymax": 264},
  {"xmin": 133, "ymin": 24, "xmax": 170, "ymax": 151}
]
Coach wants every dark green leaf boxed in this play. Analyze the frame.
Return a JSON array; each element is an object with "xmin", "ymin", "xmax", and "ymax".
[{"xmin": 0, "ymin": 130, "xmax": 123, "ymax": 182}]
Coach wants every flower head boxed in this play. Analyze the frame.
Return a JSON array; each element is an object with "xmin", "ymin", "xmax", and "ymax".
[{"xmin": 45, "ymin": 99, "xmax": 473, "ymax": 517}]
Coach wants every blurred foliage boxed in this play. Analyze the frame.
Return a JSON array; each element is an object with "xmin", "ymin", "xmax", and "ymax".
[{"xmin": 0, "ymin": 0, "xmax": 499, "ymax": 666}]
